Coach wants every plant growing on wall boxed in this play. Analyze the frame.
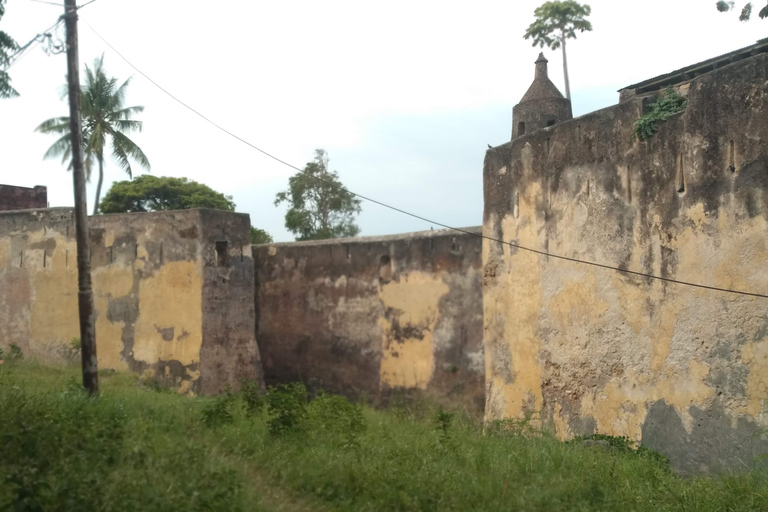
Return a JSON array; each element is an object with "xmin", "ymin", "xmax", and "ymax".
[
  {"xmin": 36, "ymin": 55, "xmax": 150, "ymax": 214},
  {"xmin": 524, "ymin": 1, "xmax": 592, "ymax": 100},
  {"xmin": 716, "ymin": 1, "xmax": 768, "ymax": 20},
  {"xmin": 0, "ymin": 0, "xmax": 18, "ymax": 99},
  {"xmin": 632, "ymin": 87, "xmax": 688, "ymax": 142},
  {"xmin": 275, "ymin": 149, "xmax": 362, "ymax": 241}
]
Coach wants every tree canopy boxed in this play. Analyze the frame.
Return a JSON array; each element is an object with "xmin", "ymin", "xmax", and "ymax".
[
  {"xmin": 250, "ymin": 227, "xmax": 273, "ymax": 245},
  {"xmin": 36, "ymin": 55, "xmax": 150, "ymax": 214},
  {"xmin": 716, "ymin": 1, "xmax": 768, "ymax": 20},
  {"xmin": 0, "ymin": 0, "xmax": 19, "ymax": 99},
  {"xmin": 275, "ymin": 149, "xmax": 362, "ymax": 241},
  {"xmin": 99, "ymin": 175, "xmax": 236, "ymax": 213},
  {"xmin": 524, "ymin": 1, "xmax": 592, "ymax": 100}
]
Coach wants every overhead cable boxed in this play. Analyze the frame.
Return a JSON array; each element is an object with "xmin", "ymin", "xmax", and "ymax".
[{"xmin": 82, "ymin": 20, "xmax": 768, "ymax": 300}]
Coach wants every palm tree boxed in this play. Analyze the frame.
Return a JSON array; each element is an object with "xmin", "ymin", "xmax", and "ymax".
[{"xmin": 36, "ymin": 55, "xmax": 150, "ymax": 214}]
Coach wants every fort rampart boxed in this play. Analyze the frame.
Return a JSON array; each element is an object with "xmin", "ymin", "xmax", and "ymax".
[
  {"xmin": 0, "ymin": 207, "xmax": 262, "ymax": 394},
  {"xmin": 254, "ymin": 228, "xmax": 485, "ymax": 410},
  {"xmin": 483, "ymin": 53, "xmax": 768, "ymax": 473}
]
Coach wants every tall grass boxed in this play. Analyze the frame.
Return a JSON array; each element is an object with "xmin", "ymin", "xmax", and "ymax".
[{"xmin": 1, "ymin": 360, "xmax": 767, "ymax": 511}]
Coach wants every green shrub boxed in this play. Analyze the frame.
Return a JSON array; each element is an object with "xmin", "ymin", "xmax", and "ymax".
[
  {"xmin": 8, "ymin": 343, "xmax": 23, "ymax": 361},
  {"xmin": 266, "ymin": 383, "xmax": 307, "ymax": 436},
  {"xmin": 202, "ymin": 387, "xmax": 237, "ymax": 427},
  {"xmin": 633, "ymin": 87, "xmax": 688, "ymax": 141}
]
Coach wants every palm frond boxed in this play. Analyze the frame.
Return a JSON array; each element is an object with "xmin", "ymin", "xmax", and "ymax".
[
  {"xmin": 42, "ymin": 133, "xmax": 71, "ymax": 161},
  {"xmin": 111, "ymin": 131, "xmax": 150, "ymax": 179},
  {"xmin": 35, "ymin": 117, "xmax": 71, "ymax": 134},
  {"xmin": 114, "ymin": 119, "xmax": 143, "ymax": 133}
]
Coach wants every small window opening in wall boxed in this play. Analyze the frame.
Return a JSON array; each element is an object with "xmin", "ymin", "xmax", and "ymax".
[
  {"xmin": 65, "ymin": 249, "xmax": 68, "ymax": 268},
  {"xmin": 547, "ymin": 120, "xmax": 556, "ymax": 127},
  {"xmin": 627, "ymin": 165, "xmax": 632, "ymax": 204},
  {"xmin": 518, "ymin": 122, "xmax": 526, "ymax": 136},
  {"xmin": 134, "ymin": 243, "xmax": 138, "ymax": 258},
  {"xmin": 66, "ymin": 225, "xmax": 69, "ymax": 236},
  {"xmin": 108, "ymin": 246, "xmax": 113, "ymax": 263},
  {"xmin": 43, "ymin": 251, "xmax": 47, "ymax": 268},
  {"xmin": 728, "ymin": 140, "xmax": 735, "ymax": 172},
  {"xmin": 451, "ymin": 237, "xmax": 458, "ymax": 251},
  {"xmin": 215, "ymin": 241, "xmax": 228, "ymax": 267},
  {"xmin": 379, "ymin": 255, "xmax": 392, "ymax": 283},
  {"xmin": 677, "ymin": 154, "xmax": 686, "ymax": 194}
]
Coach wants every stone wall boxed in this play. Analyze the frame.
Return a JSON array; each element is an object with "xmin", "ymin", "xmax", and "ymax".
[
  {"xmin": 0, "ymin": 207, "xmax": 262, "ymax": 394},
  {"xmin": 254, "ymin": 227, "xmax": 485, "ymax": 411},
  {"xmin": 0, "ymin": 185, "xmax": 47, "ymax": 211},
  {"xmin": 482, "ymin": 53, "xmax": 768, "ymax": 473}
]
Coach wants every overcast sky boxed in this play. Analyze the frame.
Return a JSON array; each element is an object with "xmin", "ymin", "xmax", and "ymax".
[{"xmin": 1, "ymin": 0, "xmax": 765, "ymax": 241}]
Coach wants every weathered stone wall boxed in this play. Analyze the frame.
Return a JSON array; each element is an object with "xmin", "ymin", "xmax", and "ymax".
[
  {"xmin": 0, "ymin": 185, "xmax": 47, "ymax": 211},
  {"xmin": 254, "ymin": 228, "xmax": 485, "ymax": 411},
  {"xmin": 483, "ymin": 54, "xmax": 768, "ymax": 473},
  {"xmin": 0, "ymin": 207, "xmax": 262, "ymax": 394}
]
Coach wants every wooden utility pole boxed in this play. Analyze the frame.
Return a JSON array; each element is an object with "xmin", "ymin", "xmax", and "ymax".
[{"xmin": 64, "ymin": 0, "xmax": 98, "ymax": 395}]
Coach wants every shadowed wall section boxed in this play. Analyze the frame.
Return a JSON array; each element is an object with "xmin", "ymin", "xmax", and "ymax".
[
  {"xmin": 483, "ymin": 53, "xmax": 768, "ymax": 473},
  {"xmin": 254, "ymin": 228, "xmax": 485, "ymax": 411}
]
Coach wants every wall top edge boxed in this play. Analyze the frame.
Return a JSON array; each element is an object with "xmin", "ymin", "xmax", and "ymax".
[{"xmin": 254, "ymin": 226, "xmax": 483, "ymax": 249}]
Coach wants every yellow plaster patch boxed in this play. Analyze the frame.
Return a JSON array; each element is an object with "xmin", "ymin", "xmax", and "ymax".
[
  {"xmin": 378, "ymin": 272, "xmax": 449, "ymax": 390},
  {"xmin": 580, "ymin": 361, "xmax": 714, "ymax": 442},
  {"xmin": 742, "ymin": 338, "xmax": 768, "ymax": 417},
  {"xmin": 687, "ymin": 202, "xmax": 708, "ymax": 230},
  {"xmin": 28, "ymin": 232, "xmax": 79, "ymax": 354},
  {"xmin": 133, "ymin": 260, "xmax": 203, "ymax": 367}
]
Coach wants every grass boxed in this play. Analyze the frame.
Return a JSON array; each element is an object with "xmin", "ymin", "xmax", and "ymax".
[{"xmin": 1, "ymin": 360, "xmax": 768, "ymax": 511}]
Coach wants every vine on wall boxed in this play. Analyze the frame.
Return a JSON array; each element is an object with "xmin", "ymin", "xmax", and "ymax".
[{"xmin": 633, "ymin": 87, "xmax": 688, "ymax": 141}]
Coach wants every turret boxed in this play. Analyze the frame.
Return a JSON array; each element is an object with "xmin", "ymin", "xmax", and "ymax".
[{"xmin": 511, "ymin": 53, "xmax": 572, "ymax": 139}]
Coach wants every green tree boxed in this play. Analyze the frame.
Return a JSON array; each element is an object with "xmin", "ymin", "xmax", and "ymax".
[
  {"xmin": 99, "ymin": 175, "xmax": 235, "ymax": 213},
  {"xmin": 275, "ymin": 149, "xmax": 362, "ymax": 241},
  {"xmin": 0, "ymin": 0, "xmax": 19, "ymax": 99},
  {"xmin": 716, "ymin": 1, "xmax": 768, "ymax": 20},
  {"xmin": 250, "ymin": 227, "xmax": 273, "ymax": 245},
  {"xmin": 36, "ymin": 55, "xmax": 150, "ymax": 214},
  {"xmin": 523, "ymin": 1, "xmax": 592, "ymax": 100}
]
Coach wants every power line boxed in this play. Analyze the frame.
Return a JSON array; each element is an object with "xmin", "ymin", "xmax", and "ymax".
[{"xmin": 82, "ymin": 20, "xmax": 768, "ymax": 300}]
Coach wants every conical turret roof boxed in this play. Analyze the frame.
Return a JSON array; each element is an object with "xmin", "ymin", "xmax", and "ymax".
[{"xmin": 519, "ymin": 53, "xmax": 565, "ymax": 103}]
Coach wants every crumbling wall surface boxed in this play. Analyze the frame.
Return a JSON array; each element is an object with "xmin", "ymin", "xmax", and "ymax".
[
  {"xmin": 198, "ymin": 209, "xmax": 264, "ymax": 395},
  {"xmin": 0, "ymin": 185, "xmax": 47, "ymax": 211},
  {"xmin": 0, "ymin": 207, "xmax": 263, "ymax": 395},
  {"xmin": 483, "ymin": 54, "xmax": 768, "ymax": 473},
  {"xmin": 0, "ymin": 208, "xmax": 78, "ymax": 360},
  {"xmin": 254, "ymin": 227, "xmax": 485, "ymax": 411},
  {"xmin": 87, "ymin": 210, "xmax": 206, "ymax": 393}
]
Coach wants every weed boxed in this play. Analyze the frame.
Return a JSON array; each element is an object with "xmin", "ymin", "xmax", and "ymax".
[
  {"xmin": 202, "ymin": 387, "xmax": 237, "ymax": 427},
  {"xmin": 307, "ymin": 392, "xmax": 366, "ymax": 448},
  {"xmin": 8, "ymin": 343, "xmax": 23, "ymax": 361},
  {"xmin": 240, "ymin": 378, "xmax": 265, "ymax": 417},
  {"xmin": 266, "ymin": 382, "xmax": 307, "ymax": 436}
]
